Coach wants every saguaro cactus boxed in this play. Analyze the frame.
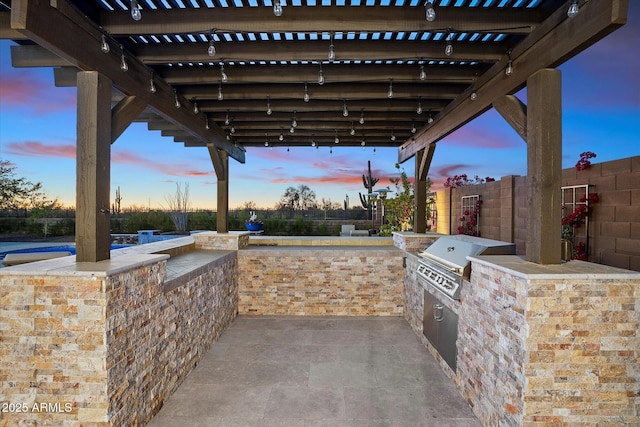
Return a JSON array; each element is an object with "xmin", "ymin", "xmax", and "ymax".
[{"xmin": 359, "ymin": 160, "xmax": 379, "ymax": 220}]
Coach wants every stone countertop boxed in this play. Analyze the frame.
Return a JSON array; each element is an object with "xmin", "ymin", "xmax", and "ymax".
[
  {"xmin": 248, "ymin": 235, "xmax": 394, "ymax": 247},
  {"xmin": 469, "ymin": 255, "xmax": 640, "ymax": 279},
  {"xmin": 240, "ymin": 245, "xmax": 402, "ymax": 252}
]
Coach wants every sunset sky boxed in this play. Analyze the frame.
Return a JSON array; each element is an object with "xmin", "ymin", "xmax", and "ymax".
[{"xmin": 0, "ymin": 3, "xmax": 638, "ymax": 210}]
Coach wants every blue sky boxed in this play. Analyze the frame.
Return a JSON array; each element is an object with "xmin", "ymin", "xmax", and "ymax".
[{"xmin": 0, "ymin": 3, "xmax": 638, "ymax": 210}]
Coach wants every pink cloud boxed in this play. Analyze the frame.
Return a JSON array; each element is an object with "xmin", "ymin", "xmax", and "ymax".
[
  {"xmin": 0, "ymin": 72, "xmax": 76, "ymax": 115},
  {"xmin": 4, "ymin": 140, "xmax": 213, "ymax": 177},
  {"xmin": 5, "ymin": 141, "xmax": 76, "ymax": 158},
  {"xmin": 444, "ymin": 126, "xmax": 520, "ymax": 149}
]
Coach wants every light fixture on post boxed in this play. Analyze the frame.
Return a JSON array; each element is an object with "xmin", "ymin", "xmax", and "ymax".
[
  {"xmin": 130, "ymin": 0, "xmax": 142, "ymax": 21},
  {"xmin": 174, "ymin": 89, "xmax": 181, "ymax": 108},
  {"xmin": 207, "ymin": 30, "xmax": 216, "ymax": 57},
  {"xmin": 419, "ymin": 63, "xmax": 427, "ymax": 81},
  {"xmin": 217, "ymin": 82, "xmax": 223, "ymax": 101},
  {"xmin": 424, "ymin": 1, "xmax": 436, "ymax": 22},
  {"xmin": 303, "ymin": 82, "xmax": 310, "ymax": 102},
  {"xmin": 445, "ymin": 29, "xmax": 454, "ymax": 57},
  {"xmin": 343, "ymin": 100, "xmax": 349, "ymax": 117},
  {"xmin": 266, "ymin": 96, "xmax": 272, "ymax": 115},
  {"xmin": 359, "ymin": 109, "xmax": 365, "ymax": 125},
  {"xmin": 505, "ymin": 49, "xmax": 513, "ymax": 77},
  {"xmin": 119, "ymin": 45, "xmax": 128, "ymax": 71},
  {"xmin": 149, "ymin": 72, "xmax": 157, "ymax": 93},
  {"xmin": 567, "ymin": 0, "xmax": 579, "ymax": 18},
  {"xmin": 100, "ymin": 34, "xmax": 110, "ymax": 53},
  {"xmin": 273, "ymin": 0, "xmax": 283, "ymax": 17},
  {"xmin": 328, "ymin": 32, "xmax": 336, "ymax": 63},
  {"xmin": 318, "ymin": 63, "xmax": 325, "ymax": 85},
  {"xmin": 417, "ymin": 97, "xmax": 423, "ymax": 114},
  {"xmin": 192, "ymin": 99, "xmax": 199, "ymax": 114},
  {"xmin": 387, "ymin": 79, "xmax": 394, "ymax": 99},
  {"xmin": 220, "ymin": 63, "xmax": 228, "ymax": 83}
]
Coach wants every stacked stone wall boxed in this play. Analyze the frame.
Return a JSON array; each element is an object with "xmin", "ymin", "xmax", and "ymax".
[
  {"xmin": 0, "ymin": 252, "xmax": 238, "ymax": 426},
  {"xmin": 237, "ymin": 247, "xmax": 404, "ymax": 316}
]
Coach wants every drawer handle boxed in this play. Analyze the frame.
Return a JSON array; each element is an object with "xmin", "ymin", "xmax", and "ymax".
[{"xmin": 433, "ymin": 304, "xmax": 444, "ymax": 322}]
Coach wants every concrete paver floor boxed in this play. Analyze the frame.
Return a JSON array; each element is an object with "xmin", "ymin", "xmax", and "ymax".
[{"xmin": 148, "ymin": 316, "xmax": 482, "ymax": 427}]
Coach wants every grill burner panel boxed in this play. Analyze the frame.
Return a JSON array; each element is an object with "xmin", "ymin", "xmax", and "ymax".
[{"xmin": 416, "ymin": 235, "xmax": 516, "ymax": 301}]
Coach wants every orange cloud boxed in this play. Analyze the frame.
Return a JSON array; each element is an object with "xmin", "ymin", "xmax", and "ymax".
[{"xmin": 0, "ymin": 72, "xmax": 76, "ymax": 115}]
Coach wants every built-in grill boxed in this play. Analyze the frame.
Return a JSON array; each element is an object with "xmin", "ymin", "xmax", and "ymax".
[{"xmin": 417, "ymin": 235, "xmax": 516, "ymax": 301}]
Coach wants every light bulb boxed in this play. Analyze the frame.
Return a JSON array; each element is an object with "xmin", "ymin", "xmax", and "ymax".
[
  {"xmin": 411, "ymin": 122, "xmax": 417, "ymax": 133},
  {"xmin": 230, "ymin": 124, "xmax": 235, "ymax": 134},
  {"xmin": 100, "ymin": 34, "xmax": 110, "ymax": 53},
  {"xmin": 290, "ymin": 126, "xmax": 295, "ymax": 133},
  {"xmin": 419, "ymin": 64, "xmax": 426, "ymax": 81},
  {"xmin": 361, "ymin": 139, "xmax": 366, "ymax": 147},
  {"xmin": 445, "ymin": 40, "xmax": 453, "ymax": 57},
  {"xmin": 225, "ymin": 112, "xmax": 230, "ymax": 126},
  {"xmin": 359, "ymin": 110, "xmax": 365, "ymax": 125},
  {"xmin": 424, "ymin": 1, "xmax": 435, "ymax": 22},
  {"xmin": 328, "ymin": 43, "xmax": 335, "ymax": 63},
  {"xmin": 505, "ymin": 60, "xmax": 513, "ymax": 76},
  {"xmin": 387, "ymin": 79, "xmax": 393, "ymax": 99},
  {"xmin": 149, "ymin": 74, "xmax": 156, "ymax": 93},
  {"xmin": 266, "ymin": 96, "xmax": 272, "ymax": 115},
  {"xmin": 265, "ymin": 140, "xmax": 269, "ymax": 147},
  {"xmin": 428, "ymin": 113, "xmax": 434, "ymax": 124},
  {"xmin": 208, "ymin": 39, "xmax": 216, "ymax": 57},
  {"xmin": 193, "ymin": 101, "xmax": 199, "ymax": 114},
  {"xmin": 304, "ymin": 83, "xmax": 310, "ymax": 102},
  {"xmin": 417, "ymin": 98, "xmax": 423, "ymax": 114},
  {"xmin": 350, "ymin": 122, "xmax": 355, "ymax": 136},
  {"xmin": 567, "ymin": 0, "xmax": 579, "ymax": 18},
  {"xmin": 205, "ymin": 117, "xmax": 210, "ymax": 130},
  {"xmin": 292, "ymin": 112, "xmax": 297, "ymax": 128},
  {"xmin": 217, "ymin": 83, "xmax": 223, "ymax": 101},
  {"xmin": 318, "ymin": 68, "xmax": 325, "ymax": 85},
  {"xmin": 220, "ymin": 64, "xmax": 228, "ymax": 83},
  {"xmin": 174, "ymin": 91, "xmax": 181, "ymax": 108},
  {"xmin": 279, "ymin": 133, "xmax": 284, "ymax": 141},
  {"xmin": 131, "ymin": 0, "xmax": 142, "ymax": 21},
  {"xmin": 470, "ymin": 90, "xmax": 478, "ymax": 101},
  {"xmin": 343, "ymin": 100, "xmax": 349, "ymax": 117},
  {"xmin": 273, "ymin": 0, "xmax": 283, "ymax": 17},
  {"xmin": 334, "ymin": 133, "xmax": 339, "ymax": 144},
  {"xmin": 311, "ymin": 140, "xmax": 316, "ymax": 147},
  {"xmin": 391, "ymin": 132, "xmax": 396, "ymax": 141},
  {"xmin": 119, "ymin": 47, "xmax": 128, "ymax": 71}
]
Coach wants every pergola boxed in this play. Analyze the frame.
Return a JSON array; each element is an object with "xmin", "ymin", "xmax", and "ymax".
[{"xmin": 0, "ymin": 0, "xmax": 628, "ymax": 263}]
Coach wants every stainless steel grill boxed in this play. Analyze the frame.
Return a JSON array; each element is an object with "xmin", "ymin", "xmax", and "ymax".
[{"xmin": 417, "ymin": 235, "xmax": 515, "ymax": 300}]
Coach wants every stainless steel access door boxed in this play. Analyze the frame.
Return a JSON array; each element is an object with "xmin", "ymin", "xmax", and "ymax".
[{"xmin": 423, "ymin": 290, "xmax": 458, "ymax": 372}]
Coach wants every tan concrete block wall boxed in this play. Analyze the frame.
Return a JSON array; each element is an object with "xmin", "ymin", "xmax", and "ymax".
[
  {"xmin": 433, "ymin": 156, "xmax": 639, "ymax": 271},
  {"xmin": 237, "ymin": 248, "xmax": 404, "ymax": 316}
]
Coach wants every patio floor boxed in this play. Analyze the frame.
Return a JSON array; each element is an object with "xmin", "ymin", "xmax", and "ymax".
[{"xmin": 148, "ymin": 315, "xmax": 482, "ymax": 427}]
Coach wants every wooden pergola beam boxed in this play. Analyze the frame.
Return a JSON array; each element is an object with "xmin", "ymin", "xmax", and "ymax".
[
  {"xmin": 111, "ymin": 96, "xmax": 147, "ymax": 143},
  {"xmin": 97, "ymin": 7, "xmax": 542, "ymax": 35},
  {"xmin": 9, "ymin": 0, "xmax": 244, "ymax": 163},
  {"xmin": 398, "ymin": 0, "xmax": 628, "ymax": 164},
  {"xmin": 493, "ymin": 95, "xmax": 528, "ymax": 142}
]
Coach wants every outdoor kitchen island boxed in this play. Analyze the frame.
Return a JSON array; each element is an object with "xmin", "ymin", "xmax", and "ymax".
[{"xmin": 397, "ymin": 232, "xmax": 640, "ymax": 426}]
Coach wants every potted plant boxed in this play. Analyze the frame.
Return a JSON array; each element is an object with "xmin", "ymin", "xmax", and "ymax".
[{"xmin": 245, "ymin": 211, "xmax": 263, "ymax": 231}]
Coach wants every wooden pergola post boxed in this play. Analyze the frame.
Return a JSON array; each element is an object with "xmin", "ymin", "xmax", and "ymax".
[
  {"xmin": 413, "ymin": 144, "xmax": 436, "ymax": 233},
  {"xmin": 526, "ymin": 68, "xmax": 562, "ymax": 264},
  {"xmin": 209, "ymin": 145, "xmax": 229, "ymax": 233},
  {"xmin": 76, "ymin": 71, "xmax": 111, "ymax": 262}
]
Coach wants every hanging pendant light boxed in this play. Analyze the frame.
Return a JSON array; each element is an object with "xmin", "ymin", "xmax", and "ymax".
[
  {"xmin": 174, "ymin": 90, "xmax": 181, "ymax": 108},
  {"xmin": 328, "ymin": 32, "xmax": 336, "ymax": 63},
  {"xmin": 266, "ymin": 96, "xmax": 272, "ymax": 115},
  {"xmin": 343, "ymin": 100, "xmax": 349, "ymax": 117},
  {"xmin": 273, "ymin": 0, "xmax": 283, "ymax": 17},
  {"xmin": 303, "ymin": 82, "xmax": 310, "ymax": 102},
  {"xmin": 100, "ymin": 34, "xmax": 110, "ymax": 53},
  {"xmin": 417, "ymin": 97, "xmax": 423, "ymax": 115},
  {"xmin": 350, "ymin": 122, "xmax": 356, "ymax": 136},
  {"xmin": 567, "ymin": 0, "xmax": 579, "ymax": 18},
  {"xmin": 130, "ymin": 0, "xmax": 142, "ymax": 21},
  {"xmin": 387, "ymin": 79, "xmax": 394, "ymax": 98},
  {"xmin": 217, "ymin": 82, "xmax": 223, "ymax": 101},
  {"xmin": 220, "ymin": 63, "xmax": 228, "ymax": 83},
  {"xmin": 359, "ymin": 109, "xmax": 365, "ymax": 125},
  {"xmin": 149, "ymin": 72, "xmax": 157, "ymax": 93},
  {"xmin": 192, "ymin": 99, "xmax": 199, "ymax": 115},
  {"xmin": 419, "ymin": 64, "xmax": 427, "ymax": 81},
  {"xmin": 424, "ymin": 1, "xmax": 435, "ymax": 22},
  {"xmin": 318, "ymin": 64, "xmax": 325, "ymax": 85},
  {"xmin": 119, "ymin": 46, "xmax": 128, "ymax": 71}
]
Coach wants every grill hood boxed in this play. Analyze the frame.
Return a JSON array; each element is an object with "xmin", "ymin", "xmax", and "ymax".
[{"xmin": 418, "ymin": 235, "xmax": 516, "ymax": 279}]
